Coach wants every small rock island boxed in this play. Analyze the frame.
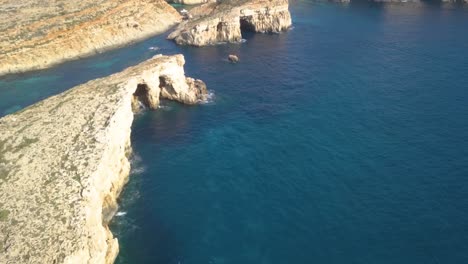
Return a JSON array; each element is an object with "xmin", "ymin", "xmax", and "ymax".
[{"xmin": 0, "ymin": 55, "xmax": 207, "ymax": 264}]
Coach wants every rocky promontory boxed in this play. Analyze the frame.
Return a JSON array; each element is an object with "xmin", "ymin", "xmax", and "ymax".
[
  {"xmin": 0, "ymin": 0, "xmax": 181, "ymax": 76},
  {"xmin": 0, "ymin": 54, "xmax": 207, "ymax": 264},
  {"xmin": 168, "ymin": 0, "xmax": 292, "ymax": 46}
]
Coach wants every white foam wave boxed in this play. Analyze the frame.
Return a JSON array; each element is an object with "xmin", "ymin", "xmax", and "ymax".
[
  {"xmin": 130, "ymin": 154, "xmax": 146, "ymax": 175},
  {"xmin": 116, "ymin": 212, "xmax": 127, "ymax": 217},
  {"xmin": 199, "ymin": 90, "xmax": 216, "ymax": 104},
  {"xmin": 131, "ymin": 153, "xmax": 143, "ymax": 164},
  {"xmin": 158, "ymin": 105, "xmax": 173, "ymax": 111},
  {"xmin": 131, "ymin": 166, "xmax": 146, "ymax": 175}
]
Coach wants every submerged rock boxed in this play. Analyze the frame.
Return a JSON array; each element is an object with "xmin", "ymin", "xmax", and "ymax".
[
  {"xmin": 0, "ymin": 54, "xmax": 207, "ymax": 264},
  {"xmin": 167, "ymin": 0, "xmax": 292, "ymax": 46}
]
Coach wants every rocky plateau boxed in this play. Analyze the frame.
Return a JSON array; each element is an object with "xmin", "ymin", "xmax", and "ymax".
[{"xmin": 0, "ymin": 0, "xmax": 181, "ymax": 76}]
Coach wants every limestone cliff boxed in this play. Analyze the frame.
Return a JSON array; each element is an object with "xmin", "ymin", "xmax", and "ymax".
[
  {"xmin": 0, "ymin": 54, "xmax": 207, "ymax": 264},
  {"xmin": 0, "ymin": 0, "xmax": 181, "ymax": 76},
  {"xmin": 167, "ymin": 0, "xmax": 292, "ymax": 46}
]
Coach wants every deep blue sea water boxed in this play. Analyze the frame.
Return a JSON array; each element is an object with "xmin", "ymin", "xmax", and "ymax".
[{"xmin": 1, "ymin": 1, "xmax": 468, "ymax": 263}]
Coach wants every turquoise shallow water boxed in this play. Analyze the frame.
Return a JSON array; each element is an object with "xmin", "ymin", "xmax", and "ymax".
[{"xmin": 2, "ymin": 1, "xmax": 468, "ymax": 264}]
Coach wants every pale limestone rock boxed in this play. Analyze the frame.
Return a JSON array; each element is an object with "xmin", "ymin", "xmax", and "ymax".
[
  {"xmin": 0, "ymin": 54, "xmax": 207, "ymax": 264},
  {"xmin": 159, "ymin": 57, "xmax": 208, "ymax": 104},
  {"xmin": 168, "ymin": 0, "xmax": 292, "ymax": 46},
  {"xmin": 228, "ymin": 54, "xmax": 240, "ymax": 63},
  {"xmin": 0, "ymin": 0, "xmax": 182, "ymax": 76}
]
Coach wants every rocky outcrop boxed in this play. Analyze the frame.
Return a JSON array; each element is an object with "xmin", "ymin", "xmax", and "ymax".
[
  {"xmin": 0, "ymin": 54, "xmax": 207, "ymax": 264},
  {"xmin": 0, "ymin": 0, "xmax": 181, "ymax": 76},
  {"xmin": 167, "ymin": 0, "xmax": 292, "ymax": 46},
  {"xmin": 228, "ymin": 54, "xmax": 240, "ymax": 63}
]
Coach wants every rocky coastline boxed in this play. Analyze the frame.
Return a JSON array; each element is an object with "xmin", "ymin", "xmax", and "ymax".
[
  {"xmin": 0, "ymin": 0, "xmax": 293, "ymax": 263},
  {"xmin": 0, "ymin": 54, "xmax": 207, "ymax": 264},
  {"xmin": 0, "ymin": 0, "xmax": 181, "ymax": 76},
  {"xmin": 1, "ymin": 0, "xmax": 467, "ymax": 263},
  {"xmin": 168, "ymin": 0, "xmax": 292, "ymax": 46},
  {"xmin": 0, "ymin": 0, "xmax": 465, "ymax": 77}
]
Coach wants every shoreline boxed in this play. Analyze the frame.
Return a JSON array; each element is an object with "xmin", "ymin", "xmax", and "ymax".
[
  {"xmin": 0, "ymin": 0, "xmax": 181, "ymax": 77},
  {"xmin": 0, "ymin": 54, "xmax": 207, "ymax": 263},
  {"xmin": 0, "ymin": 0, "xmax": 293, "ymax": 263},
  {"xmin": 1, "ymin": 1, "xmax": 468, "ymax": 263}
]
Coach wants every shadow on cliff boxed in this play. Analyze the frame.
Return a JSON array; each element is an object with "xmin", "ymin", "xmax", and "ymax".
[
  {"xmin": 240, "ymin": 27, "xmax": 258, "ymax": 41},
  {"xmin": 113, "ymin": 209, "xmax": 184, "ymax": 263},
  {"xmin": 110, "ymin": 156, "xmax": 185, "ymax": 264},
  {"xmin": 239, "ymin": 20, "xmax": 280, "ymax": 41}
]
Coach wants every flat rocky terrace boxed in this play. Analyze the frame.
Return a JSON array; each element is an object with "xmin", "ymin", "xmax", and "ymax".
[
  {"xmin": 0, "ymin": 0, "xmax": 181, "ymax": 76},
  {"xmin": 0, "ymin": 54, "xmax": 207, "ymax": 264}
]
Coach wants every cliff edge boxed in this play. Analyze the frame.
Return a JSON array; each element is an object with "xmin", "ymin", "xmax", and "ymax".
[
  {"xmin": 0, "ymin": 54, "xmax": 207, "ymax": 264},
  {"xmin": 167, "ymin": 0, "xmax": 292, "ymax": 46},
  {"xmin": 0, "ymin": 0, "xmax": 181, "ymax": 76}
]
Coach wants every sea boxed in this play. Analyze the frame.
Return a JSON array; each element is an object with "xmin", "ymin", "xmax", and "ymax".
[{"xmin": 1, "ymin": 1, "xmax": 468, "ymax": 263}]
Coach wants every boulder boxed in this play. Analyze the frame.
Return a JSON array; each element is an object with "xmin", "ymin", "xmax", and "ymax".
[{"xmin": 228, "ymin": 54, "xmax": 240, "ymax": 63}]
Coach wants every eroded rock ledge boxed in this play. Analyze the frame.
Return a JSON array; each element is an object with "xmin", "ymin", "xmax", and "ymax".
[
  {"xmin": 0, "ymin": 0, "xmax": 181, "ymax": 76},
  {"xmin": 167, "ymin": 0, "xmax": 292, "ymax": 46},
  {"xmin": 0, "ymin": 54, "xmax": 207, "ymax": 264}
]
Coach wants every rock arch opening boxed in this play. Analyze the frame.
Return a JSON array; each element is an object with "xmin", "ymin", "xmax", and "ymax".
[
  {"xmin": 240, "ymin": 16, "xmax": 256, "ymax": 32},
  {"xmin": 239, "ymin": 16, "xmax": 257, "ymax": 39},
  {"xmin": 217, "ymin": 22, "xmax": 224, "ymax": 32},
  {"xmin": 132, "ymin": 83, "xmax": 157, "ymax": 112}
]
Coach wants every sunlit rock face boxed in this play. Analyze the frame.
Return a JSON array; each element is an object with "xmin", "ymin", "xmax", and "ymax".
[
  {"xmin": 0, "ymin": 54, "xmax": 207, "ymax": 264},
  {"xmin": 168, "ymin": 0, "xmax": 292, "ymax": 46}
]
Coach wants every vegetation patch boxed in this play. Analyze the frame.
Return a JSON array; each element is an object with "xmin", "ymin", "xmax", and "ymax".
[
  {"xmin": 0, "ymin": 139, "xmax": 9, "ymax": 164},
  {"xmin": 49, "ymin": 97, "xmax": 73, "ymax": 113},
  {"xmin": 0, "ymin": 209, "xmax": 10, "ymax": 221},
  {"xmin": 13, "ymin": 137, "xmax": 39, "ymax": 153},
  {"xmin": 0, "ymin": 167, "xmax": 8, "ymax": 182}
]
